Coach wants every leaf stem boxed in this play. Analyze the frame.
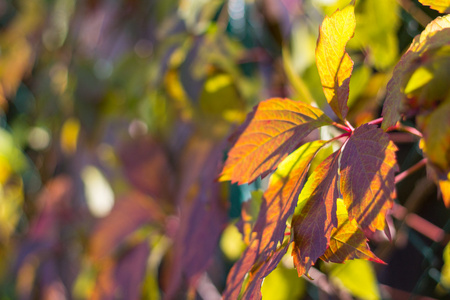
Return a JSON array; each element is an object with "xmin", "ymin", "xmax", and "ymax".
[
  {"xmin": 332, "ymin": 122, "xmax": 351, "ymax": 133},
  {"xmin": 345, "ymin": 120, "xmax": 354, "ymax": 131},
  {"xmin": 395, "ymin": 158, "xmax": 427, "ymax": 184},
  {"xmin": 395, "ymin": 124, "xmax": 423, "ymax": 138},
  {"xmin": 330, "ymin": 132, "xmax": 351, "ymax": 142},
  {"xmin": 368, "ymin": 117, "xmax": 383, "ymax": 126}
]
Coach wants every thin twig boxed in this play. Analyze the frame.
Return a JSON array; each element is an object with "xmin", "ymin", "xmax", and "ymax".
[
  {"xmin": 395, "ymin": 158, "xmax": 427, "ymax": 183},
  {"xmin": 397, "ymin": 0, "xmax": 432, "ymax": 28},
  {"xmin": 332, "ymin": 122, "xmax": 351, "ymax": 133}
]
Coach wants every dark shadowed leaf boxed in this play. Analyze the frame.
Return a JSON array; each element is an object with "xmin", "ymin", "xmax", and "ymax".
[
  {"xmin": 120, "ymin": 137, "xmax": 173, "ymax": 199},
  {"xmin": 291, "ymin": 150, "xmax": 340, "ymax": 277},
  {"xmin": 340, "ymin": 124, "xmax": 398, "ymax": 234},
  {"xmin": 164, "ymin": 138, "xmax": 228, "ymax": 298},
  {"xmin": 219, "ymin": 98, "xmax": 332, "ymax": 184},
  {"xmin": 90, "ymin": 191, "xmax": 164, "ymax": 260}
]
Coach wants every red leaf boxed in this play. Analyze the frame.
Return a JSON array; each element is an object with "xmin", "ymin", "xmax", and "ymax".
[
  {"xmin": 321, "ymin": 199, "xmax": 384, "ymax": 264},
  {"xmin": 291, "ymin": 150, "xmax": 340, "ymax": 277},
  {"xmin": 219, "ymin": 98, "xmax": 332, "ymax": 184},
  {"xmin": 222, "ymin": 141, "xmax": 326, "ymax": 299},
  {"xmin": 316, "ymin": 5, "xmax": 355, "ymax": 121},
  {"xmin": 340, "ymin": 124, "xmax": 398, "ymax": 234}
]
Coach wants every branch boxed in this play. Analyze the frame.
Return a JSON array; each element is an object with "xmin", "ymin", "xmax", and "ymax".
[{"xmin": 395, "ymin": 158, "xmax": 427, "ymax": 184}]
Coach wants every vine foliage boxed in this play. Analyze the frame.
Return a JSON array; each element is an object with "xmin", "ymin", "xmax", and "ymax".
[{"xmin": 219, "ymin": 2, "xmax": 450, "ymax": 298}]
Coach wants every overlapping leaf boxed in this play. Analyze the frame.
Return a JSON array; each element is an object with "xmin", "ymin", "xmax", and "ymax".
[
  {"xmin": 222, "ymin": 141, "xmax": 326, "ymax": 299},
  {"xmin": 316, "ymin": 5, "xmax": 355, "ymax": 121},
  {"xmin": 419, "ymin": 0, "xmax": 450, "ymax": 13},
  {"xmin": 291, "ymin": 150, "xmax": 340, "ymax": 277},
  {"xmin": 241, "ymin": 244, "xmax": 289, "ymax": 300},
  {"xmin": 219, "ymin": 98, "xmax": 332, "ymax": 184},
  {"xmin": 340, "ymin": 124, "xmax": 398, "ymax": 234},
  {"xmin": 321, "ymin": 199, "xmax": 384, "ymax": 263},
  {"xmin": 381, "ymin": 15, "xmax": 450, "ymax": 130}
]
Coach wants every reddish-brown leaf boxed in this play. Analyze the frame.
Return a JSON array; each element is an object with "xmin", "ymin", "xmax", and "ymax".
[
  {"xmin": 90, "ymin": 191, "xmax": 164, "ymax": 261},
  {"xmin": 219, "ymin": 98, "xmax": 332, "ymax": 184},
  {"xmin": 222, "ymin": 141, "xmax": 326, "ymax": 299},
  {"xmin": 120, "ymin": 137, "xmax": 173, "ymax": 200},
  {"xmin": 163, "ymin": 138, "xmax": 228, "ymax": 298},
  {"xmin": 316, "ymin": 5, "xmax": 355, "ymax": 121},
  {"xmin": 340, "ymin": 124, "xmax": 398, "ymax": 234},
  {"xmin": 381, "ymin": 15, "xmax": 450, "ymax": 130},
  {"xmin": 321, "ymin": 199, "xmax": 384, "ymax": 264},
  {"xmin": 242, "ymin": 244, "xmax": 289, "ymax": 300},
  {"xmin": 291, "ymin": 151, "xmax": 340, "ymax": 277}
]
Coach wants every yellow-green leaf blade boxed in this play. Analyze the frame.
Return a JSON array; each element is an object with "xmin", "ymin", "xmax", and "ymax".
[
  {"xmin": 316, "ymin": 5, "xmax": 355, "ymax": 121},
  {"xmin": 419, "ymin": 0, "xmax": 450, "ymax": 13},
  {"xmin": 321, "ymin": 199, "xmax": 384, "ymax": 263}
]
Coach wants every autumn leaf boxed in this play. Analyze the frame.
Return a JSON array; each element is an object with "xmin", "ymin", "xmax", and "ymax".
[
  {"xmin": 381, "ymin": 15, "xmax": 450, "ymax": 130},
  {"xmin": 419, "ymin": 0, "xmax": 450, "ymax": 13},
  {"xmin": 89, "ymin": 191, "xmax": 165, "ymax": 261},
  {"xmin": 316, "ymin": 5, "xmax": 355, "ymax": 121},
  {"xmin": 219, "ymin": 98, "xmax": 332, "ymax": 184},
  {"xmin": 321, "ymin": 199, "xmax": 384, "ymax": 263},
  {"xmin": 340, "ymin": 124, "xmax": 398, "ymax": 234},
  {"xmin": 241, "ymin": 244, "xmax": 289, "ymax": 300},
  {"xmin": 417, "ymin": 98, "xmax": 450, "ymax": 175},
  {"xmin": 439, "ymin": 173, "xmax": 450, "ymax": 207},
  {"xmin": 291, "ymin": 150, "xmax": 340, "ymax": 277},
  {"xmin": 222, "ymin": 141, "xmax": 326, "ymax": 299}
]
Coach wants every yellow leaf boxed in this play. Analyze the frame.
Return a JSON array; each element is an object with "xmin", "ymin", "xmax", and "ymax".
[
  {"xmin": 60, "ymin": 118, "xmax": 80, "ymax": 155},
  {"xmin": 419, "ymin": 0, "xmax": 450, "ymax": 13},
  {"xmin": 316, "ymin": 5, "xmax": 355, "ymax": 121}
]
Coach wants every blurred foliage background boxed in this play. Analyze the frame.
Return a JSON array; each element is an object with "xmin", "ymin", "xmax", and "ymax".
[{"xmin": 0, "ymin": 0, "xmax": 449, "ymax": 299}]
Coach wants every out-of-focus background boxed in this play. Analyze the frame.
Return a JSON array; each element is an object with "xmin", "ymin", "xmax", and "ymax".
[{"xmin": 0, "ymin": 0, "xmax": 449, "ymax": 299}]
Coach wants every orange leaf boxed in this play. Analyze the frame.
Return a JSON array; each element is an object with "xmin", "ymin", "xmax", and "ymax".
[
  {"xmin": 316, "ymin": 5, "xmax": 355, "ymax": 121},
  {"xmin": 222, "ymin": 141, "xmax": 326, "ymax": 299},
  {"xmin": 219, "ymin": 98, "xmax": 332, "ymax": 184},
  {"xmin": 381, "ymin": 15, "xmax": 450, "ymax": 130},
  {"xmin": 291, "ymin": 150, "xmax": 340, "ymax": 277},
  {"xmin": 418, "ymin": 0, "xmax": 450, "ymax": 13},
  {"xmin": 321, "ymin": 199, "xmax": 384, "ymax": 264},
  {"xmin": 340, "ymin": 124, "xmax": 398, "ymax": 234}
]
